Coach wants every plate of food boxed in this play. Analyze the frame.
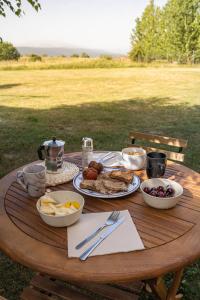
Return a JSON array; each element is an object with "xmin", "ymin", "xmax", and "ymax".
[{"xmin": 73, "ymin": 160, "xmax": 140, "ymax": 199}]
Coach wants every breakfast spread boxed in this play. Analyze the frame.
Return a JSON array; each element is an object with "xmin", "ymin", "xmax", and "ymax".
[
  {"xmin": 143, "ymin": 185, "xmax": 175, "ymax": 198},
  {"xmin": 81, "ymin": 161, "xmax": 134, "ymax": 194},
  {"xmin": 39, "ymin": 195, "xmax": 80, "ymax": 216}
]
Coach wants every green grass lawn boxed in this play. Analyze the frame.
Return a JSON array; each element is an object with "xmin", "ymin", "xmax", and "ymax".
[{"xmin": 0, "ymin": 66, "xmax": 200, "ymax": 299}]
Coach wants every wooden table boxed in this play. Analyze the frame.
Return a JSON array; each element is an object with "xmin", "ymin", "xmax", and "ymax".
[{"xmin": 0, "ymin": 152, "xmax": 200, "ymax": 300}]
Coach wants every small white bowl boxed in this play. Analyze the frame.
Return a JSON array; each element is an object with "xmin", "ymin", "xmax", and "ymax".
[
  {"xmin": 36, "ymin": 191, "xmax": 84, "ymax": 227},
  {"xmin": 140, "ymin": 178, "xmax": 183, "ymax": 209},
  {"xmin": 122, "ymin": 147, "xmax": 146, "ymax": 170}
]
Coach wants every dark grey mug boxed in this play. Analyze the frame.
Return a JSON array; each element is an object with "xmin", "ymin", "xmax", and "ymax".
[{"xmin": 146, "ymin": 152, "xmax": 167, "ymax": 178}]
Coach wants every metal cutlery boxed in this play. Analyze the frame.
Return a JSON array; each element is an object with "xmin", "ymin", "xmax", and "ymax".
[
  {"xmin": 79, "ymin": 217, "xmax": 125, "ymax": 261},
  {"xmin": 75, "ymin": 211, "xmax": 120, "ymax": 250},
  {"xmin": 101, "ymin": 154, "xmax": 117, "ymax": 163},
  {"xmin": 98, "ymin": 152, "xmax": 120, "ymax": 165},
  {"xmin": 98, "ymin": 152, "xmax": 112, "ymax": 163}
]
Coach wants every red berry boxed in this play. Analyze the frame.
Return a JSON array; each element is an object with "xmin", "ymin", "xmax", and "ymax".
[
  {"xmin": 144, "ymin": 187, "xmax": 150, "ymax": 194},
  {"xmin": 157, "ymin": 186, "xmax": 164, "ymax": 192},
  {"xmin": 159, "ymin": 191, "xmax": 165, "ymax": 197}
]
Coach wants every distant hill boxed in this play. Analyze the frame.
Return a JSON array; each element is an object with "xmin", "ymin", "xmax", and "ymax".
[{"xmin": 17, "ymin": 47, "xmax": 123, "ymax": 57}]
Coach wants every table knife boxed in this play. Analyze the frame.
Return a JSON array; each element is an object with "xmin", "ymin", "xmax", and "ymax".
[
  {"xmin": 98, "ymin": 152, "xmax": 112, "ymax": 163},
  {"xmin": 79, "ymin": 217, "xmax": 125, "ymax": 261}
]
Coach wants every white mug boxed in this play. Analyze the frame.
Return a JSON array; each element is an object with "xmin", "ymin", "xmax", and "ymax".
[{"xmin": 17, "ymin": 164, "xmax": 46, "ymax": 197}]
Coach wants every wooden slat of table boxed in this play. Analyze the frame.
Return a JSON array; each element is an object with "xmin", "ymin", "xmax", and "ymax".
[
  {"xmin": 5, "ymin": 179, "xmax": 194, "ymax": 251},
  {"xmin": 4, "ymin": 154, "xmax": 196, "ymax": 253},
  {"xmin": 84, "ymin": 196, "xmax": 193, "ymax": 232},
  {"xmin": 0, "ymin": 153, "xmax": 200, "ymax": 284}
]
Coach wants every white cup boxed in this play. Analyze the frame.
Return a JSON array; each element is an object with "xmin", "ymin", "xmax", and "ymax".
[
  {"xmin": 122, "ymin": 147, "xmax": 146, "ymax": 170},
  {"xmin": 17, "ymin": 164, "xmax": 46, "ymax": 197}
]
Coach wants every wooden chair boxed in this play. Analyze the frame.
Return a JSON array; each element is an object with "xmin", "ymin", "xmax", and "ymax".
[
  {"xmin": 21, "ymin": 274, "xmax": 144, "ymax": 300},
  {"xmin": 129, "ymin": 132, "xmax": 188, "ymax": 162}
]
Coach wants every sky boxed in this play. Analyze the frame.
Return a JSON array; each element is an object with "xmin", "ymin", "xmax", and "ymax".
[{"xmin": 0, "ymin": 0, "xmax": 167, "ymax": 54}]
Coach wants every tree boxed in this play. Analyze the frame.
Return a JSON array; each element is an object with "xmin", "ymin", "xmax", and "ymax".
[
  {"xmin": 29, "ymin": 53, "xmax": 42, "ymax": 62},
  {"xmin": 81, "ymin": 52, "xmax": 90, "ymax": 58},
  {"xmin": 163, "ymin": 0, "xmax": 200, "ymax": 63},
  {"xmin": 0, "ymin": 0, "xmax": 41, "ymax": 17},
  {"xmin": 100, "ymin": 54, "xmax": 112, "ymax": 60},
  {"xmin": 129, "ymin": 0, "xmax": 163, "ymax": 62},
  {"xmin": 129, "ymin": 0, "xmax": 200, "ymax": 63},
  {"xmin": 0, "ymin": 42, "xmax": 20, "ymax": 60},
  {"xmin": 71, "ymin": 54, "xmax": 79, "ymax": 58},
  {"xmin": 129, "ymin": 18, "xmax": 145, "ymax": 61}
]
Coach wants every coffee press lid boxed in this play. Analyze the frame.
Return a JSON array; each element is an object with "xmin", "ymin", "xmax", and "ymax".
[
  {"xmin": 43, "ymin": 137, "xmax": 65, "ymax": 148},
  {"xmin": 82, "ymin": 137, "xmax": 93, "ymax": 148}
]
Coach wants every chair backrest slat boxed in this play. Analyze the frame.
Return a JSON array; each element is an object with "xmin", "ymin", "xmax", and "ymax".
[
  {"xmin": 128, "ymin": 132, "xmax": 188, "ymax": 162},
  {"xmin": 129, "ymin": 132, "xmax": 188, "ymax": 148},
  {"xmin": 130, "ymin": 144, "xmax": 185, "ymax": 162}
]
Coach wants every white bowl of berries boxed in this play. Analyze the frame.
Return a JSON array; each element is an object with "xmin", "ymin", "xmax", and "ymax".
[{"xmin": 140, "ymin": 178, "xmax": 183, "ymax": 209}]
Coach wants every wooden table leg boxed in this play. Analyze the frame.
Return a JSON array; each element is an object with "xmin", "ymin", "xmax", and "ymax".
[
  {"xmin": 166, "ymin": 268, "xmax": 184, "ymax": 300},
  {"xmin": 146, "ymin": 277, "xmax": 167, "ymax": 300},
  {"xmin": 145, "ymin": 268, "xmax": 184, "ymax": 300}
]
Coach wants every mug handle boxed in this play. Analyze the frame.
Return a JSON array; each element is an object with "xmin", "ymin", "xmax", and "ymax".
[{"xmin": 16, "ymin": 171, "xmax": 27, "ymax": 191}]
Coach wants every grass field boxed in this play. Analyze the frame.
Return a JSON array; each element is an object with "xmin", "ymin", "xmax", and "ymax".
[
  {"xmin": 1, "ymin": 56, "xmax": 200, "ymax": 71},
  {"xmin": 0, "ymin": 56, "xmax": 146, "ymax": 71},
  {"xmin": 0, "ymin": 65, "xmax": 200, "ymax": 299}
]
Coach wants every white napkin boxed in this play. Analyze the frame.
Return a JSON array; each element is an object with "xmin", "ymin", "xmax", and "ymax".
[
  {"xmin": 92, "ymin": 152, "xmax": 137, "ymax": 170},
  {"xmin": 67, "ymin": 210, "xmax": 144, "ymax": 258},
  {"xmin": 92, "ymin": 152, "xmax": 123, "ymax": 167}
]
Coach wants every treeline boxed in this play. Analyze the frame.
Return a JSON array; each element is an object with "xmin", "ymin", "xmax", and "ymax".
[
  {"xmin": 129, "ymin": 0, "xmax": 200, "ymax": 63},
  {"xmin": 0, "ymin": 42, "xmax": 114, "ymax": 61}
]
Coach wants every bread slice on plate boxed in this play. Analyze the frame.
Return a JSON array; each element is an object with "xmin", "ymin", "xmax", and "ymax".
[
  {"xmin": 103, "ymin": 179, "xmax": 127, "ymax": 193},
  {"xmin": 110, "ymin": 170, "xmax": 133, "ymax": 184},
  {"xmin": 80, "ymin": 180, "xmax": 96, "ymax": 191},
  {"xmin": 94, "ymin": 179, "xmax": 107, "ymax": 194}
]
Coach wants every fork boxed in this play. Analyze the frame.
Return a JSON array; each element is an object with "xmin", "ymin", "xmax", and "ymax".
[
  {"xmin": 98, "ymin": 152, "xmax": 112, "ymax": 163},
  {"xmin": 75, "ymin": 211, "xmax": 120, "ymax": 249}
]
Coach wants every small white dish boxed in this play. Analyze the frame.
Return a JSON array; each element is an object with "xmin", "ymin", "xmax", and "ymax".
[
  {"xmin": 140, "ymin": 178, "xmax": 183, "ymax": 209},
  {"xmin": 122, "ymin": 147, "xmax": 146, "ymax": 170},
  {"xmin": 36, "ymin": 191, "xmax": 84, "ymax": 227}
]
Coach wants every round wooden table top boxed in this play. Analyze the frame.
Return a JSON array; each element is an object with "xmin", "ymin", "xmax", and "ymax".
[{"xmin": 0, "ymin": 152, "xmax": 200, "ymax": 284}]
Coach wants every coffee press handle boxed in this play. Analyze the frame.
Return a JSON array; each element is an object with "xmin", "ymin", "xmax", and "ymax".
[
  {"xmin": 16, "ymin": 171, "xmax": 27, "ymax": 191},
  {"xmin": 37, "ymin": 145, "xmax": 45, "ymax": 160}
]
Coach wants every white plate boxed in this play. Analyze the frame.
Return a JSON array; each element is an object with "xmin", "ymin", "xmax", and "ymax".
[{"xmin": 73, "ymin": 172, "xmax": 140, "ymax": 199}]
